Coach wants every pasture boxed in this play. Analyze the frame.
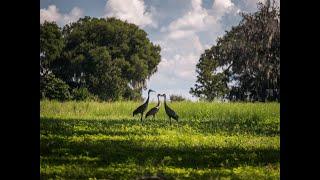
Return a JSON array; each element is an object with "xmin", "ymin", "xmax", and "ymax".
[{"xmin": 40, "ymin": 100, "xmax": 280, "ymax": 179}]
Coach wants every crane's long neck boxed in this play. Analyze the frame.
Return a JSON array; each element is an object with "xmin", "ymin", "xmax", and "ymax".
[
  {"xmin": 146, "ymin": 92, "xmax": 150, "ymax": 104},
  {"xmin": 163, "ymin": 95, "xmax": 167, "ymax": 106},
  {"xmin": 156, "ymin": 96, "xmax": 161, "ymax": 107}
]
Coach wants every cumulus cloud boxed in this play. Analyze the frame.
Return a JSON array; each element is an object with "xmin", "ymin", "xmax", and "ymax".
[
  {"xmin": 40, "ymin": 5, "xmax": 84, "ymax": 26},
  {"xmin": 168, "ymin": 1, "xmax": 209, "ymax": 31},
  {"xmin": 152, "ymin": 0, "xmax": 280, "ymax": 100},
  {"xmin": 158, "ymin": 53, "xmax": 198, "ymax": 80},
  {"xmin": 162, "ymin": 0, "xmax": 238, "ymax": 40},
  {"xmin": 211, "ymin": 0, "xmax": 235, "ymax": 15},
  {"xmin": 105, "ymin": 0, "xmax": 157, "ymax": 28},
  {"xmin": 164, "ymin": 0, "xmax": 215, "ymax": 39},
  {"xmin": 167, "ymin": 30, "xmax": 195, "ymax": 40},
  {"xmin": 40, "ymin": 5, "xmax": 61, "ymax": 23},
  {"xmin": 62, "ymin": 7, "xmax": 83, "ymax": 25},
  {"xmin": 146, "ymin": 32, "xmax": 205, "ymax": 101},
  {"xmin": 150, "ymin": 36, "xmax": 203, "ymax": 81},
  {"xmin": 146, "ymin": 0, "xmax": 241, "ymax": 100},
  {"xmin": 146, "ymin": 52, "xmax": 200, "ymax": 101}
]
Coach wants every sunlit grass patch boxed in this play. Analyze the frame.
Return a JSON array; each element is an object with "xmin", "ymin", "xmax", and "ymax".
[{"xmin": 40, "ymin": 100, "xmax": 280, "ymax": 179}]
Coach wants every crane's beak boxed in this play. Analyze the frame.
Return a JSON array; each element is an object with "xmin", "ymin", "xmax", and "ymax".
[{"xmin": 150, "ymin": 89, "xmax": 156, "ymax": 93}]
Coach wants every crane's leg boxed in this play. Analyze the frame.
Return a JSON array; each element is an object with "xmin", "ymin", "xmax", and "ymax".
[
  {"xmin": 153, "ymin": 115, "xmax": 155, "ymax": 121},
  {"xmin": 169, "ymin": 117, "xmax": 172, "ymax": 125}
]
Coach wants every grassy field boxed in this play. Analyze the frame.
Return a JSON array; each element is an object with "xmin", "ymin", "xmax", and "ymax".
[{"xmin": 40, "ymin": 100, "xmax": 280, "ymax": 179}]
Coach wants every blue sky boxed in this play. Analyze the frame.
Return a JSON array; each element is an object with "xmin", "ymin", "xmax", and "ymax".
[{"xmin": 40, "ymin": 0, "xmax": 276, "ymax": 102}]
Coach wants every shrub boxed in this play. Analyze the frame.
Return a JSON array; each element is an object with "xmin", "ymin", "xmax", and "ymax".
[
  {"xmin": 170, "ymin": 94, "xmax": 186, "ymax": 102},
  {"xmin": 40, "ymin": 73, "xmax": 71, "ymax": 101},
  {"xmin": 123, "ymin": 88, "xmax": 144, "ymax": 101},
  {"xmin": 71, "ymin": 87, "xmax": 96, "ymax": 101}
]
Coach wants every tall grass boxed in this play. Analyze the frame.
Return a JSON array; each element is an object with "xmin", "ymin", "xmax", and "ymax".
[{"xmin": 40, "ymin": 100, "xmax": 280, "ymax": 179}]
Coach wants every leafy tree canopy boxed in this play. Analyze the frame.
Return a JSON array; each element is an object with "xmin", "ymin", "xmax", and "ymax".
[
  {"xmin": 40, "ymin": 22, "xmax": 64, "ymax": 76},
  {"xmin": 40, "ymin": 17, "xmax": 161, "ymax": 101},
  {"xmin": 190, "ymin": 1, "xmax": 280, "ymax": 102}
]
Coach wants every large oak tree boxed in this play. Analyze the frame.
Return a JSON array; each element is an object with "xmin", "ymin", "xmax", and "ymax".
[{"xmin": 41, "ymin": 17, "xmax": 161, "ymax": 101}]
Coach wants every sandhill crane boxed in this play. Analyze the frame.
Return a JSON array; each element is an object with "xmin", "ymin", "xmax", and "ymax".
[
  {"xmin": 133, "ymin": 89, "xmax": 155, "ymax": 122},
  {"xmin": 162, "ymin": 94, "xmax": 179, "ymax": 125},
  {"xmin": 145, "ymin": 94, "xmax": 162, "ymax": 120}
]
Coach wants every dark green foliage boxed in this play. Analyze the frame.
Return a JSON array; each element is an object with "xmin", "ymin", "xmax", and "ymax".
[
  {"xmin": 85, "ymin": 47, "xmax": 127, "ymax": 101},
  {"xmin": 190, "ymin": 1, "xmax": 280, "ymax": 102},
  {"xmin": 40, "ymin": 73, "xmax": 71, "ymax": 101},
  {"xmin": 40, "ymin": 22, "xmax": 64, "ymax": 74},
  {"xmin": 190, "ymin": 47, "xmax": 230, "ymax": 101},
  {"xmin": 123, "ymin": 87, "xmax": 143, "ymax": 101},
  {"xmin": 54, "ymin": 17, "xmax": 161, "ymax": 100},
  {"xmin": 71, "ymin": 87, "xmax": 96, "ymax": 101},
  {"xmin": 169, "ymin": 94, "xmax": 186, "ymax": 102},
  {"xmin": 40, "ymin": 17, "xmax": 161, "ymax": 101}
]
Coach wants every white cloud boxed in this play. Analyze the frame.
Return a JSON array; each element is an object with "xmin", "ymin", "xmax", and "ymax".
[
  {"xmin": 62, "ymin": 7, "xmax": 83, "ymax": 25},
  {"xmin": 157, "ymin": 53, "xmax": 198, "ymax": 80},
  {"xmin": 190, "ymin": 35, "xmax": 204, "ymax": 53},
  {"xmin": 40, "ymin": 5, "xmax": 84, "ymax": 26},
  {"xmin": 150, "ymin": 0, "xmax": 236, "ymax": 87},
  {"xmin": 211, "ymin": 0, "xmax": 235, "ymax": 14},
  {"xmin": 147, "ymin": 33, "xmax": 204, "ymax": 101},
  {"xmin": 105, "ymin": 0, "xmax": 157, "ymax": 28},
  {"xmin": 162, "ymin": 0, "xmax": 238, "ymax": 40},
  {"xmin": 165, "ymin": 0, "xmax": 215, "ymax": 39},
  {"xmin": 146, "ymin": 53, "xmax": 199, "ymax": 101},
  {"xmin": 40, "ymin": 5, "xmax": 61, "ymax": 24},
  {"xmin": 167, "ymin": 30, "xmax": 195, "ymax": 40},
  {"xmin": 146, "ymin": 0, "xmax": 242, "ymax": 100}
]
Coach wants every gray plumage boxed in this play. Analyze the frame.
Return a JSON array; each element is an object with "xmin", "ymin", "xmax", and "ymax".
[
  {"xmin": 163, "ymin": 94, "xmax": 179, "ymax": 125},
  {"xmin": 145, "ymin": 94, "xmax": 162, "ymax": 119},
  {"xmin": 133, "ymin": 89, "xmax": 155, "ymax": 122}
]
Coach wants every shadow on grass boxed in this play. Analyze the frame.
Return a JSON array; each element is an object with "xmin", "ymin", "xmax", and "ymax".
[
  {"xmin": 195, "ymin": 119, "xmax": 279, "ymax": 136},
  {"xmin": 41, "ymin": 117, "xmax": 279, "ymax": 169},
  {"xmin": 40, "ymin": 117, "xmax": 160, "ymax": 137},
  {"xmin": 42, "ymin": 138, "xmax": 279, "ymax": 168},
  {"xmin": 41, "ymin": 115, "xmax": 279, "ymax": 137}
]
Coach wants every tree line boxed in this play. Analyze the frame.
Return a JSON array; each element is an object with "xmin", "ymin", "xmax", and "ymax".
[
  {"xmin": 40, "ymin": 17, "xmax": 161, "ymax": 101},
  {"xmin": 41, "ymin": 1, "xmax": 279, "ymax": 102},
  {"xmin": 190, "ymin": 1, "xmax": 280, "ymax": 102}
]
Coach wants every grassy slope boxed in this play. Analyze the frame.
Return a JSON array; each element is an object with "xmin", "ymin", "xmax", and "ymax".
[{"xmin": 40, "ymin": 100, "xmax": 280, "ymax": 179}]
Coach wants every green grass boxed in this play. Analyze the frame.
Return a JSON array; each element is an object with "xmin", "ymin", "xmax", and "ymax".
[{"xmin": 40, "ymin": 100, "xmax": 280, "ymax": 179}]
